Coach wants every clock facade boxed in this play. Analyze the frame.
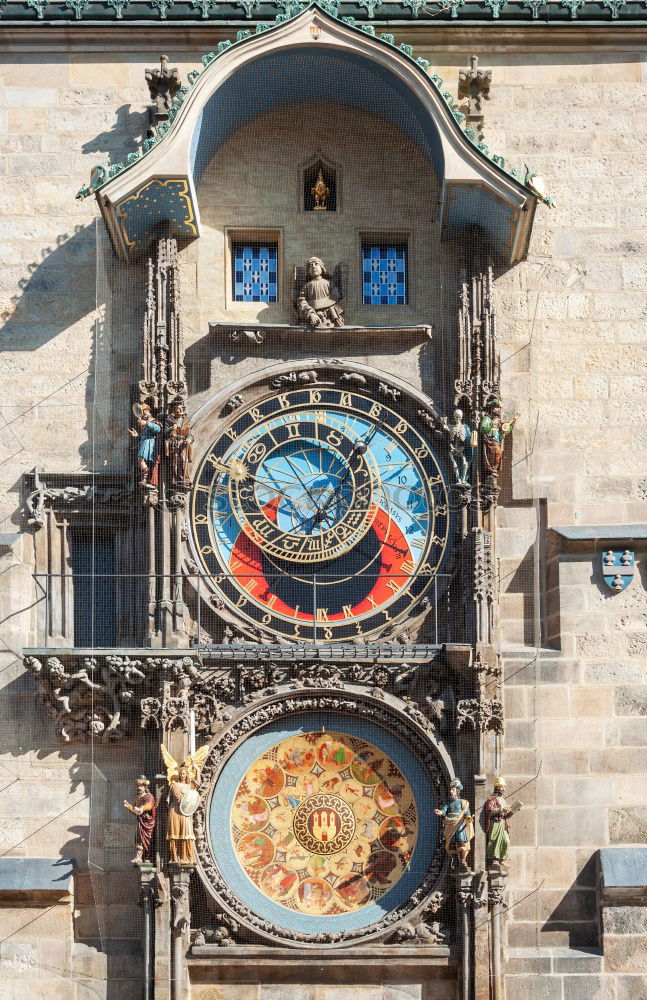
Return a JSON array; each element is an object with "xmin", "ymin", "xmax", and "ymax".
[{"xmin": 190, "ymin": 376, "xmax": 452, "ymax": 641}]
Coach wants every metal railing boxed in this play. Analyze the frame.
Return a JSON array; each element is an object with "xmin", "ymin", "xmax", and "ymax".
[{"xmin": 31, "ymin": 570, "xmax": 455, "ymax": 649}]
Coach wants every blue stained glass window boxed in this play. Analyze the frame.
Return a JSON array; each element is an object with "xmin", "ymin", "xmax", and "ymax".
[
  {"xmin": 362, "ymin": 244, "xmax": 407, "ymax": 305},
  {"xmin": 232, "ymin": 242, "xmax": 278, "ymax": 302}
]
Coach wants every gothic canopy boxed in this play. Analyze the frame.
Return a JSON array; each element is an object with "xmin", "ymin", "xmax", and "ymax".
[{"xmin": 87, "ymin": 4, "xmax": 538, "ymax": 263}]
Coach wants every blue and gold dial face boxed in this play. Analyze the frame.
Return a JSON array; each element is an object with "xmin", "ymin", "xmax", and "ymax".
[{"xmin": 191, "ymin": 383, "xmax": 451, "ymax": 641}]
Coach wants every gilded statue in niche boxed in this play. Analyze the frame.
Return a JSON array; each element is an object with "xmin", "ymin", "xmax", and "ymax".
[
  {"xmin": 311, "ymin": 168, "xmax": 330, "ymax": 211},
  {"xmin": 296, "ymin": 257, "xmax": 344, "ymax": 328}
]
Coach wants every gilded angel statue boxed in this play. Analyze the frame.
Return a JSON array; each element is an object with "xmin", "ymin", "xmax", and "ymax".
[{"xmin": 161, "ymin": 743, "xmax": 210, "ymax": 865}]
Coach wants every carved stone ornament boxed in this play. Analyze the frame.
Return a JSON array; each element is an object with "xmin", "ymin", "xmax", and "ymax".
[
  {"xmin": 24, "ymin": 653, "xmax": 200, "ymax": 743},
  {"xmin": 145, "ymin": 54, "xmax": 181, "ymax": 128},
  {"xmin": 456, "ymin": 697, "xmax": 504, "ymax": 734},
  {"xmin": 193, "ymin": 686, "xmax": 453, "ymax": 947},
  {"xmin": 25, "ymin": 471, "xmax": 131, "ymax": 530}
]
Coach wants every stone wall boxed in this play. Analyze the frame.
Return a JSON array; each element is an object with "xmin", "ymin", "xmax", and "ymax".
[{"xmin": 0, "ymin": 31, "xmax": 645, "ymax": 1000}]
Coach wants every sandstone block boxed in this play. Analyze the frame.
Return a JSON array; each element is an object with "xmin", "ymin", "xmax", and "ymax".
[
  {"xmin": 197, "ymin": 988, "xmax": 260, "ymax": 1000},
  {"xmin": 505, "ymin": 974, "xmax": 562, "ymax": 1000},
  {"xmin": 608, "ymin": 807, "xmax": 647, "ymax": 844},
  {"xmin": 538, "ymin": 659, "xmax": 583, "ymax": 686},
  {"xmin": 506, "ymin": 720, "xmax": 537, "ymax": 749},
  {"xmin": 618, "ymin": 718, "xmax": 647, "ymax": 746},
  {"xmin": 510, "ymin": 887, "xmax": 595, "ymax": 923},
  {"xmin": 539, "ymin": 719, "xmax": 604, "ymax": 749},
  {"xmin": 502, "ymin": 749, "xmax": 540, "ymax": 775},
  {"xmin": 571, "ymin": 687, "xmax": 614, "ymax": 717},
  {"xmin": 585, "ymin": 664, "xmax": 645, "ymax": 685},
  {"xmin": 603, "ymin": 934, "xmax": 647, "ymax": 973},
  {"xmin": 383, "ymin": 988, "xmax": 423, "ymax": 1000},
  {"xmin": 504, "ymin": 686, "xmax": 530, "ymax": 719},
  {"xmin": 552, "ymin": 950, "xmax": 603, "ymax": 973},
  {"xmin": 535, "ymin": 686, "xmax": 570, "ymax": 718},
  {"xmin": 615, "ymin": 976, "xmax": 647, "ymax": 1000},
  {"xmin": 505, "ymin": 952, "xmax": 551, "ymax": 975},
  {"xmin": 615, "ymin": 775, "xmax": 647, "ymax": 807},
  {"xmin": 590, "ymin": 749, "xmax": 647, "ymax": 774},
  {"xmin": 603, "ymin": 905, "xmax": 647, "ymax": 936},
  {"xmin": 554, "ymin": 777, "xmax": 615, "ymax": 807},
  {"xmin": 538, "ymin": 807, "xmax": 607, "ymax": 847},
  {"xmin": 542, "ymin": 750, "xmax": 591, "ymax": 775},
  {"xmin": 522, "ymin": 849, "xmax": 575, "ymax": 889},
  {"xmin": 561, "ymin": 974, "xmax": 617, "ymax": 1000}
]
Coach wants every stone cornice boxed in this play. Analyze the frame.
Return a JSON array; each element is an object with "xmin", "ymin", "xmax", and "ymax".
[{"xmin": 2, "ymin": 23, "xmax": 646, "ymax": 49}]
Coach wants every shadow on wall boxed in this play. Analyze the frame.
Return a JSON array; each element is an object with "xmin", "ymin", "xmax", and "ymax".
[
  {"xmin": 542, "ymin": 853, "xmax": 600, "ymax": 949},
  {"xmin": 82, "ymin": 104, "xmax": 150, "ymax": 165},
  {"xmin": 0, "ymin": 667, "xmax": 145, "ymax": 997},
  {"xmin": 0, "ymin": 220, "xmax": 139, "ymax": 484},
  {"xmin": 0, "ymin": 224, "xmax": 96, "ymax": 349}
]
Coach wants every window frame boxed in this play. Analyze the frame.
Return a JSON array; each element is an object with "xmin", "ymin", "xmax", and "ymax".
[
  {"xmin": 226, "ymin": 228, "xmax": 283, "ymax": 308},
  {"xmin": 360, "ymin": 235, "xmax": 410, "ymax": 307}
]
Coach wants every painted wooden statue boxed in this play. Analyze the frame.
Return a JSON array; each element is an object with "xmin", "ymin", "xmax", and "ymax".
[
  {"xmin": 123, "ymin": 775, "xmax": 157, "ymax": 864},
  {"xmin": 435, "ymin": 778, "xmax": 474, "ymax": 868},
  {"xmin": 161, "ymin": 744, "xmax": 210, "ymax": 865},
  {"xmin": 479, "ymin": 397, "xmax": 517, "ymax": 477},
  {"xmin": 485, "ymin": 777, "xmax": 521, "ymax": 868},
  {"xmin": 164, "ymin": 398, "xmax": 194, "ymax": 487},
  {"xmin": 129, "ymin": 402, "xmax": 162, "ymax": 487}
]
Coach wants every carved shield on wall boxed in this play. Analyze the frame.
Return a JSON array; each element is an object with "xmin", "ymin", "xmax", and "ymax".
[
  {"xmin": 601, "ymin": 549, "xmax": 634, "ymax": 592},
  {"xmin": 180, "ymin": 788, "xmax": 200, "ymax": 816}
]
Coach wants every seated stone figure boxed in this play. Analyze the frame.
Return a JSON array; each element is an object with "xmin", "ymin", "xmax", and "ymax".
[{"xmin": 296, "ymin": 256, "xmax": 344, "ymax": 328}]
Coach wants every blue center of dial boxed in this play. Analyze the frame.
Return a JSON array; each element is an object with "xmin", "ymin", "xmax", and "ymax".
[{"xmin": 256, "ymin": 439, "xmax": 354, "ymax": 537}]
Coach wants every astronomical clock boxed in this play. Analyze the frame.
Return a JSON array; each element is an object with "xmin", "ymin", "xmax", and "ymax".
[
  {"xmin": 189, "ymin": 363, "xmax": 452, "ymax": 644},
  {"xmin": 185, "ymin": 362, "xmax": 457, "ymax": 946}
]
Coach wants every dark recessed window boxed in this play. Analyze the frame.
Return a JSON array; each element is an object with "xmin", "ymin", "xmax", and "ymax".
[
  {"xmin": 70, "ymin": 529, "xmax": 116, "ymax": 648},
  {"xmin": 232, "ymin": 242, "xmax": 278, "ymax": 303},
  {"xmin": 362, "ymin": 243, "xmax": 408, "ymax": 306}
]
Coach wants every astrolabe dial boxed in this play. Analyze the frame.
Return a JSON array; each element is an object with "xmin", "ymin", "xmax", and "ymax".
[
  {"xmin": 191, "ymin": 380, "xmax": 452, "ymax": 642},
  {"xmin": 228, "ymin": 416, "xmax": 378, "ymax": 563}
]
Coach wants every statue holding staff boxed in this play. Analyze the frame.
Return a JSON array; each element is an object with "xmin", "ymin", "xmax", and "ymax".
[
  {"xmin": 123, "ymin": 775, "xmax": 157, "ymax": 865},
  {"xmin": 435, "ymin": 778, "xmax": 474, "ymax": 869}
]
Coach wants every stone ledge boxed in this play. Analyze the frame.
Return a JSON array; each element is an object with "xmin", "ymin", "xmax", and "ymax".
[
  {"xmin": 189, "ymin": 945, "xmax": 454, "ymax": 986},
  {"xmin": 553, "ymin": 524, "xmax": 647, "ymax": 542},
  {"xmin": 599, "ymin": 847, "xmax": 647, "ymax": 902},
  {"xmin": 0, "ymin": 857, "xmax": 74, "ymax": 904}
]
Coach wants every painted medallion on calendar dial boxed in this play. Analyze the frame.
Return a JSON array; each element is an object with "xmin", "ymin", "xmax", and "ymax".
[
  {"xmin": 230, "ymin": 732, "xmax": 417, "ymax": 915},
  {"xmin": 190, "ymin": 380, "xmax": 451, "ymax": 641}
]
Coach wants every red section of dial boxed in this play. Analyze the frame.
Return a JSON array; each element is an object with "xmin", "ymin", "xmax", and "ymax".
[{"xmin": 228, "ymin": 503, "xmax": 415, "ymax": 623}]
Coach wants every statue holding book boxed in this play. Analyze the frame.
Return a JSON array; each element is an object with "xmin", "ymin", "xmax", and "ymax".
[{"xmin": 485, "ymin": 776, "xmax": 522, "ymax": 868}]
